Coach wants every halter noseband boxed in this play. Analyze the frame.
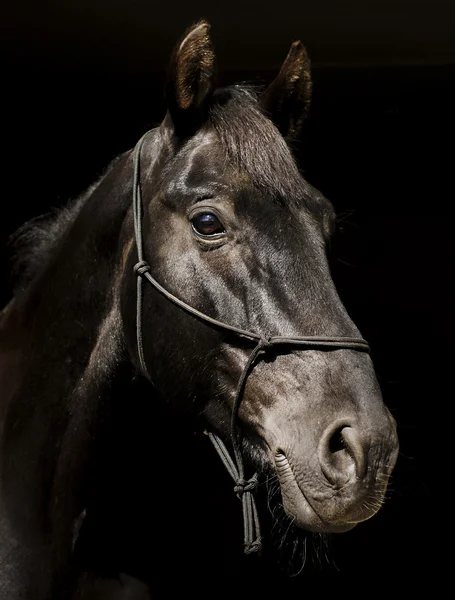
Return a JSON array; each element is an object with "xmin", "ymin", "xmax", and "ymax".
[{"xmin": 132, "ymin": 132, "xmax": 370, "ymax": 554}]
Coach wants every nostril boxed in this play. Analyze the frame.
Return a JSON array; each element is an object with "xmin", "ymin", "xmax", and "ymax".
[
  {"xmin": 327, "ymin": 426, "xmax": 355, "ymax": 484},
  {"xmin": 341, "ymin": 426, "xmax": 367, "ymax": 480},
  {"xmin": 328, "ymin": 427, "xmax": 347, "ymax": 454},
  {"xmin": 320, "ymin": 423, "xmax": 368, "ymax": 486}
]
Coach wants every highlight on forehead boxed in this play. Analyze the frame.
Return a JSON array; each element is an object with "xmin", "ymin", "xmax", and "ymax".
[{"xmin": 208, "ymin": 86, "xmax": 311, "ymax": 204}]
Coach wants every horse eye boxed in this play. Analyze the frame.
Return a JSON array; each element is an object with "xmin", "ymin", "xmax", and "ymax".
[{"xmin": 191, "ymin": 213, "xmax": 225, "ymax": 236}]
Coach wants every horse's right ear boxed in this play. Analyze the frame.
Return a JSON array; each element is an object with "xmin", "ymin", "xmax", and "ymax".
[{"xmin": 164, "ymin": 20, "xmax": 216, "ymax": 138}]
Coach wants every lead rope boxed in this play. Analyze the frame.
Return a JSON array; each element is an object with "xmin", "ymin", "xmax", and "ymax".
[{"xmin": 131, "ymin": 131, "xmax": 370, "ymax": 555}]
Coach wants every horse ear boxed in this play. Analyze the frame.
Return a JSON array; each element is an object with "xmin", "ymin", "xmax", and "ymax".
[
  {"xmin": 260, "ymin": 41, "xmax": 312, "ymax": 139},
  {"xmin": 165, "ymin": 20, "xmax": 216, "ymax": 137}
]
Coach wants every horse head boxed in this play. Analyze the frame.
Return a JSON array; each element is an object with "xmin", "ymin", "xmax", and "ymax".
[{"xmin": 121, "ymin": 20, "xmax": 399, "ymax": 541}]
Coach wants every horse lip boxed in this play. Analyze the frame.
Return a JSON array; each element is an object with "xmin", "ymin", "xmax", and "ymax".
[{"xmin": 274, "ymin": 451, "xmax": 357, "ymax": 533}]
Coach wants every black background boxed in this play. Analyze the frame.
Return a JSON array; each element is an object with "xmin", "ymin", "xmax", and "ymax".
[{"xmin": 1, "ymin": 1, "xmax": 453, "ymax": 596}]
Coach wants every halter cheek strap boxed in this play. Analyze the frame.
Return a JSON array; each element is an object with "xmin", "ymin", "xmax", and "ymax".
[{"xmin": 131, "ymin": 132, "xmax": 370, "ymax": 554}]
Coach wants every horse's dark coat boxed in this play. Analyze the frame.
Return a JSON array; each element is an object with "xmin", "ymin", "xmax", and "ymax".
[{"xmin": 0, "ymin": 21, "xmax": 398, "ymax": 599}]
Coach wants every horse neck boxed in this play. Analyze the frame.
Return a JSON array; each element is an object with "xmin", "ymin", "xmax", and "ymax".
[
  {"xmin": 0, "ymin": 145, "xmax": 146, "ymax": 596},
  {"xmin": 15, "ymin": 148, "xmax": 134, "ymax": 396}
]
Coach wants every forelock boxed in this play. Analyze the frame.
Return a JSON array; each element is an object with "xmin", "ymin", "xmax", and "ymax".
[{"xmin": 208, "ymin": 86, "xmax": 312, "ymax": 206}]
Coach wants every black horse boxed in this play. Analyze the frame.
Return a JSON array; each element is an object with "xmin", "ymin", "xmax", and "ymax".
[{"xmin": 0, "ymin": 21, "xmax": 398, "ymax": 599}]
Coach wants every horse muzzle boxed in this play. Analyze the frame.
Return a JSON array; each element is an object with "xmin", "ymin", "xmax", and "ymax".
[{"xmin": 270, "ymin": 415, "xmax": 399, "ymax": 533}]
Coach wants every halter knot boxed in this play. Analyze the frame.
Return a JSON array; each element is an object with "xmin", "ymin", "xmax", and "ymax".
[
  {"xmin": 258, "ymin": 336, "xmax": 274, "ymax": 350},
  {"xmin": 134, "ymin": 260, "xmax": 151, "ymax": 276},
  {"xmin": 234, "ymin": 475, "xmax": 258, "ymax": 497},
  {"xmin": 244, "ymin": 539, "xmax": 262, "ymax": 555}
]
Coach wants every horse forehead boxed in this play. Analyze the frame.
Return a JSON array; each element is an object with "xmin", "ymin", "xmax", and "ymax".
[
  {"xmin": 168, "ymin": 132, "xmax": 248, "ymax": 191},
  {"xmin": 163, "ymin": 130, "xmax": 325, "ymax": 221}
]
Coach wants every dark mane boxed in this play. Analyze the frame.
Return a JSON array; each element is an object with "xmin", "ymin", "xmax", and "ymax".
[
  {"xmin": 209, "ymin": 86, "xmax": 316, "ymax": 208},
  {"xmin": 9, "ymin": 154, "xmax": 124, "ymax": 294}
]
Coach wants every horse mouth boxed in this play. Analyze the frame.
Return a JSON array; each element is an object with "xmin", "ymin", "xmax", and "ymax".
[{"xmin": 274, "ymin": 452, "xmax": 359, "ymax": 533}]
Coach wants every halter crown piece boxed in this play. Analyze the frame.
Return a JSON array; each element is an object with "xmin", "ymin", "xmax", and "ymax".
[{"xmin": 132, "ymin": 132, "xmax": 370, "ymax": 554}]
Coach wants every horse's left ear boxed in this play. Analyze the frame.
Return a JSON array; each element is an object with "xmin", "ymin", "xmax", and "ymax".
[
  {"xmin": 164, "ymin": 20, "xmax": 216, "ymax": 138},
  {"xmin": 260, "ymin": 41, "xmax": 312, "ymax": 139}
]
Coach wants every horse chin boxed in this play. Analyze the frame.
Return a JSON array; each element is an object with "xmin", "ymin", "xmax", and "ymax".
[{"xmin": 275, "ymin": 452, "xmax": 361, "ymax": 534}]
